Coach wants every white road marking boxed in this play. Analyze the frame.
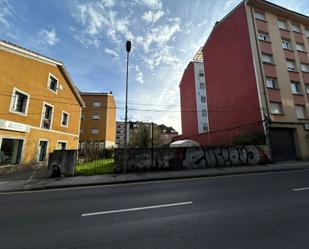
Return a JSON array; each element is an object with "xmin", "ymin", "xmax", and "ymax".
[
  {"xmin": 293, "ymin": 187, "xmax": 309, "ymax": 191},
  {"xmin": 81, "ymin": 201, "xmax": 193, "ymax": 217},
  {"xmin": 27, "ymin": 171, "xmax": 36, "ymax": 182}
]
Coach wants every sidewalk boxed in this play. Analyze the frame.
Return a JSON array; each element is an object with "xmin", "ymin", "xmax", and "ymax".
[{"xmin": 0, "ymin": 161, "xmax": 309, "ymax": 193}]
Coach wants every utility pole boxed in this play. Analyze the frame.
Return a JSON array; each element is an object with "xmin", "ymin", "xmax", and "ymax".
[
  {"xmin": 151, "ymin": 122, "xmax": 154, "ymax": 167},
  {"xmin": 124, "ymin": 40, "xmax": 131, "ymax": 173}
]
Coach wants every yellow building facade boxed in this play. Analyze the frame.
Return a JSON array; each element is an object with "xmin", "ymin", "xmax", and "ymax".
[{"xmin": 0, "ymin": 40, "xmax": 84, "ymax": 166}]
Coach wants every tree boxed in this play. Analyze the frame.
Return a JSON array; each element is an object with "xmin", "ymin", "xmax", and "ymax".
[{"xmin": 129, "ymin": 123, "xmax": 162, "ymax": 148}]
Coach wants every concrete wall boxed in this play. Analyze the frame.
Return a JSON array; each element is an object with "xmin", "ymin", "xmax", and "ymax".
[{"xmin": 115, "ymin": 145, "xmax": 271, "ymax": 172}]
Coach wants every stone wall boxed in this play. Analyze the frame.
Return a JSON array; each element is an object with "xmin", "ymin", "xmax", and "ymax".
[
  {"xmin": 115, "ymin": 145, "xmax": 271, "ymax": 172},
  {"xmin": 48, "ymin": 150, "xmax": 77, "ymax": 176}
]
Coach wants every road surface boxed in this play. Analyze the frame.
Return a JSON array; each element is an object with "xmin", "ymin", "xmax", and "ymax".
[{"xmin": 1, "ymin": 169, "xmax": 309, "ymax": 249}]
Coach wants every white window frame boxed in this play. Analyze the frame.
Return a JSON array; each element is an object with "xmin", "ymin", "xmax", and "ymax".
[
  {"xmin": 40, "ymin": 101, "xmax": 54, "ymax": 130},
  {"xmin": 287, "ymin": 60, "xmax": 297, "ymax": 72},
  {"xmin": 47, "ymin": 73, "xmax": 59, "ymax": 94},
  {"xmin": 292, "ymin": 23, "xmax": 301, "ymax": 33},
  {"xmin": 93, "ymin": 101, "xmax": 101, "ymax": 107},
  {"xmin": 255, "ymin": 12, "xmax": 265, "ymax": 21},
  {"xmin": 258, "ymin": 32, "xmax": 269, "ymax": 42},
  {"xmin": 92, "ymin": 113, "xmax": 100, "ymax": 120},
  {"xmin": 266, "ymin": 77, "xmax": 277, "ymax": 89},
  {"xmin": 296, "ymin": 43, "xmax": 305, "ymax": 52},
  {"xmin": 278, "ymin": 19, "xmax": 287, "ymax": 30},
  {"xmin": 270, "ymin": 102, "xmax": 283, "ymax": 115},
  {"xmin": 262, "ymin": 54, "xmax": 273, "ymax": 64},
  {"xmin": 91, "ymin": 128, "xmax": 99, "ymax": 134},
  {"xmin": 291, "ymin": 81, "xmax": 302, "ymax": 94},
  {"xmin": 61, "ymin": 111, "xmax": 69, "ymax": 128},
  {"xmin": 37, "ymin": 139, "xmax": 49, "ymax": 162},
  {"xmin": 305, "ymin": 84, "xmax": 309, "ymax": 94},
  {"xmin": 201, "ymin": 95, "xmax": 206, "ymax": 103},
  {"xmin": 301, "ymin": 64, "xmax": 309, "ymax": 73},
  {"xmin": 200, "ymin": 82, "xmax": 205, "ymax": 89},
  {"xmin": 9, "ymin": 87, "xmax": 30, "ymax": 117},
  {"xmin": 282, "ymin": 39, "xmax": 291, "ymax": 50},
  {"xmin": 202, "ymin": 109, "xmax": 207, "ymax": 117},
  {"xmin": 296, "ymin": 105, "xmax": 306, "ymax": 119},
  {"xmin": 56, "ymin": 140, "xmax": 68, "ymax": 150}
]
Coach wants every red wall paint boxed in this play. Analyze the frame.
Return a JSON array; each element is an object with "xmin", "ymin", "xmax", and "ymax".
[
  {"xmin": 197, "ymin": 4, "xmax": 263, "ymax": 146},
  {"xmin": 180, "ymin": 62, "xmax": 199, "ymax": 137}
]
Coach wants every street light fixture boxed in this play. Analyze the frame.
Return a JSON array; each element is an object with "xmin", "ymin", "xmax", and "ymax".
[{"xmin": 124, "ymin": 40, "xmax": 131, "ymax": 173}]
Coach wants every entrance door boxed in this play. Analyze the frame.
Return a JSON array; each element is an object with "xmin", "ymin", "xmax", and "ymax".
[
  {"xmin": 270, "ymin": 128, "xmax": 297, "ymax": 161},
  {"xmin": 38, "ymin": 141, "xmax": 48, "ymax": 161},
  {"xmin": 0, "ymin": 138, "xmax": 24, "ymax": 165}
]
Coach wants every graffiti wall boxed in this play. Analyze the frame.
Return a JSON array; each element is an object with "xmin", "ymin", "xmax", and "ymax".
[{"xmin": 114, "ymin": 145, "xmax": 271, "ymax": 172}]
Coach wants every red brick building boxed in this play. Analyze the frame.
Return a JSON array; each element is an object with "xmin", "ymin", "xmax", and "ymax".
[{"xmin": 179, "ymin": 0, "xmax": 309, "ymax": 161}]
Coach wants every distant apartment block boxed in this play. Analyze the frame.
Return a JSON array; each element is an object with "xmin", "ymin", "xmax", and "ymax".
[
  {"xmin": 180, "ymin": 47, "xmax": 209, "ymax": 137},
  {"xmin": 0, "ymin": 40, "xmax": 84, "ymax": 166},
  {"xmin": 79, "ymin": 92, "xmax": 116, "ymax": 148},
  {"xmin": 115, "ymin": 121, "xmax": 178, "ymax": 148},
  {"xmin": 179, "ymin": 0, "xmax": 309, "ymax": 161}
]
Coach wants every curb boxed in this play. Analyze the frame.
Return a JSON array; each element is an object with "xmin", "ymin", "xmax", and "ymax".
[{"xmin": 1, "ymin": 165, "xmax": 309, "ymax": 193}]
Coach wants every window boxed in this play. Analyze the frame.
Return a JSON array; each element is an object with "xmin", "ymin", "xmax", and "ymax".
[
  {"xmin": 200, "ymin": 82, "xmax": 205, "ymax": 89},
  {"xmin": 202, "ymin": 109, "xmax": 207, "ymax": 117},
  {"xmin": 41, "ymin": 103, "xmax": 53, "ymax": 129},
  {"xmin": 38, "ymin": 140, "xmax": 48, "ymax": 161},
  {"xmin": 258, "ymin": 32, "xmax": 269, "ymax": 42},
  {"xmin": 291, "ymin": 81, "xmax": 302, "ymax": 94},
  {"xmin": 57, "ymin": 141, "xmax": 67, "ymax": 150},
  {"xmin": 255, "ymin": 12, "xmax": 265, "ymax": 21},
  {"xmin": 277, "ymin": 19, "xmax": 287, "ymax": 30},
  {"xmin": 81, "ymin": 113, "xmax": 84, "ymax": 120},
  {"xmin": 202, "ymin": 123, "xmax": 208, "ymax": 132},
  {"xmin": 301, "ymin": 64, "xmax": 309, "ymax": 72},
  {"xmin": 93, "ymin": 101, "xmax": 101, "ymax": 107},
  {"xmin": 262, "ymin": 54, "xmax": 273, "ymax": 64},
  {"xmin": 292, "ymin": 23, "xmax": 301, "ymax": 33},
  {"xmin": 270, "ymin": 102, "xmax": 283, "ymax": 115},
  {"xmin": 61, "ymin": 112, "xmax": 69, "ymax": 127},
  {"xmin": 296, "ymin": 105, "xmax": 306, "ymax": 119},
  {"xmin": 305, "ymin": 84, "xmax": 309, "ymax": 94},
  {"xmin": 47, "ymin": 73, "xmax": 59, "ymax": 93},
  {"xmin": 199, "ymin": 70, "xmax": 204, "ymax": 77},
  {"xmin": 10, "ymin": 88, "xmax": 29, "ymax": 115},
  {"xmin": 282, "ymin": 39, "xmax": 291, "ymax": 50},
  {"xmin": 91, "ymin": 128, "xmax": 99, "ymax": 134},
  {"xmin": 0, "ymin": 138, "xmax": 23, "ymax": 165},
  {"xmin": 92, "ymin": 113, "xmax": 100, "ymax": 120},
  {"xmin": 305, "ymin": 29, "xmax": 309, "ymax": 38},
  {"xmin": 296, "ymin": 43, "xmax": 305, "ymax": 52},
  {"xmin": 201, "ymin": 95, "xmax": 206, "ymax": 103},
  {"xmin": 286, "ymin": 60, "xmax": 296, "ymax": 72},
  {"xmin": 266, "ymin": 78, "xmax": 277, "ymax": 89}
]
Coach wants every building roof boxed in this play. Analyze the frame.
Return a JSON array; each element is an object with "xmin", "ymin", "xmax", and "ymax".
[
  {"xmin": 80, "ymin": 92, "xmax": 113, "ymax": 96},
  {"xmin": 0, "ymin": 39, "xmax": 85, "ymax": 107}
]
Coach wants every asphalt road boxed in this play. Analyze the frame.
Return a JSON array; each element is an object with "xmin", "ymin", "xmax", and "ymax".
[{"xmin": 1, "ymin": 169, "xmax": 309, "ymax": 249}]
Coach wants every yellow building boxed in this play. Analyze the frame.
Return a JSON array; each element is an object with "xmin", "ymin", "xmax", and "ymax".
[
  {"xmin": 79, "ymin": 92, "xmax": 116, "ymax": 148},
  {"xmin": 0, "ymin": 40, "xmax": 84, "ymax": 166}
]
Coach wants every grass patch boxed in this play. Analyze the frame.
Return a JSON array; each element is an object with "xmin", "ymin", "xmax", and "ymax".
[{"xmin": 76, "ymin": 158, "xmax": 114, "ymax": 176}]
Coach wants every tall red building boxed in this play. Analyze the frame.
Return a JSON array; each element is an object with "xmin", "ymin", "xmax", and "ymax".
[{"xmin": 179, "ymin": 0, "xmax": 309, "ymax": 161}]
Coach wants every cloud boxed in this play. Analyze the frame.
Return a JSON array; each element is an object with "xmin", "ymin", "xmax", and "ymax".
[
  {"xmin": 73, "ymin": 1, "xmax": 133, "ymax": 46},
  {"xmin": 135, "ymin": 65, "xmax": 144, "ymax": 84},
  {"xmin": 135, "ymin": 0, "xmax": 162, "ymax": 10},
  {"xmin": 104, "ymin": 48, "xmax": 119, "ymax": 60},
  {"xmin": 0, "ymin": 0, "xmax": 13, "ymax": 29},
  {"xmin": 38, "ymin": 28, "xmax": 59, "ymax": 46},
  {"xmin": 142, "ymin": 9, "xmax": 164, "ymax": 23}
]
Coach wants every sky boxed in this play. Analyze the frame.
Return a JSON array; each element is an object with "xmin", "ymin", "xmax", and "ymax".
[{"xmin": 1, "ymin": 0, "xmax": 309, "ymax": 133}]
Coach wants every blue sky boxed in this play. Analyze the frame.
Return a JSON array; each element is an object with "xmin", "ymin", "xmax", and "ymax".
[{"xmin": 1, "ymin": 0, "xmax": 309, "ymax": 132}]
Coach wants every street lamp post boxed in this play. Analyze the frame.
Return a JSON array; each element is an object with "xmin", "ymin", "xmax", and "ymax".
[{"xmin": 124, "ymin": 40, "xmax": 131, "ymax": 173}]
